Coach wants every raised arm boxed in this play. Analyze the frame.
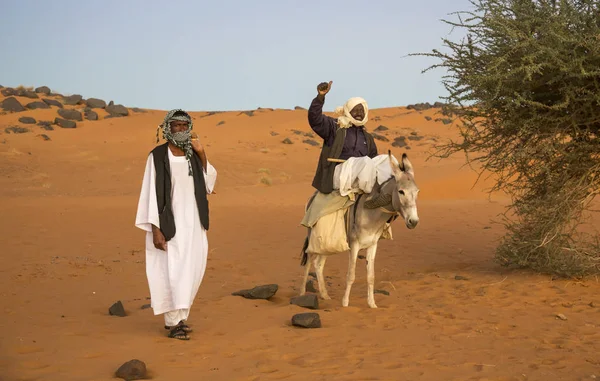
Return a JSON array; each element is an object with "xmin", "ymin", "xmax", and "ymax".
[{"xmin": 307, "ymin": 81, "xmax": 337, "ymax": 143}]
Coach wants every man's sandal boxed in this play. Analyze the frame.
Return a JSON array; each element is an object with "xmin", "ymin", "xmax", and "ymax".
[
  {"xmin": 168, "ymin": 325, "xmax": 190, "ymax": 340},
  {"xmin": 164, "ymin": 320, "xmax": 193, "ymax": 333}
]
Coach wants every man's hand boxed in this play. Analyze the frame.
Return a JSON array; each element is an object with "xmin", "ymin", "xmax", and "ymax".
[
  {"xmin": 152, "ymin": 225, "xmax": 167, "ymax": 251},
  {"xmin": 191, "ymin": 132, "xmax": 204, "ymax": 154},
  {"xmin": 317, "ymin": 81, "xmax": 332, "ymax": 96}
]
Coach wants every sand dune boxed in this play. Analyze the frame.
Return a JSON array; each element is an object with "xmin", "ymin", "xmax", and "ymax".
[{"xmin": 1, "ymin": 88, "xmax": 599, "ymax": 381}]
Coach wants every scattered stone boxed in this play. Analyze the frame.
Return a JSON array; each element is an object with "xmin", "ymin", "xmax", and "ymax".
[
  {"xmin": 105, "ymin": 104, "xmax": 129, "ymax": 117},
  {"xmin": 392, "ymin": 136, "xmax": 408, "ymax": 148},
  {"xmin": 435, "ymin": 118, "xmax": 453, "ymax": 125},
  {"xmin": 109, "ymin": 301, "xmax": 126, "ymax": 317},
  {"xmin": 304, "ymin": 132, "xmax": 315, "ymax": 138},
  {"xmin": 216, "ymin": 121, "xmax": 225, "ymax": 126},
  {"xmin": 270, "ymin": 131, "xmax": 279, "ymax": 136},
  {"xmin": 282, "ymin": 138, "xmax": 293, "ymax": 144},
  {"xmin": 85, "ymin": 110, "xmax": 98, "ymax": 121},
  {"xmin": 1, "ymin": 97, "xmax": 26, "ymax": 112},
  {"xmin": 26, "ymin": 101, "xmax": 50, "ymax": 110},
  {"xmin": 292, "ymin": 312, "xmax": 321, "ymax": 328},
  {"xmin": 306, "ymin": 279, "xmax": 317, "ymax": 293},
  {"xmin": 374, "ymin": 289, "xmax": 390, "ymax": 296},
  {"xmin": 37, "ymin": 120, "xmax": 52, "ymax": 127},
  {"xmin": 294, "ymin": 106, "xmax": 306, "ymax": 110},
  {"xmin": 115, "ymin": 359, "xmax": 147, "ymax": 381},
  {"xmin": 131, "ymin": 107, "xmax": 147, "ymax": 113},
  {"xmin": 407, "ymin": 102, "xmax": 433, "ymax": 111},
  {"xmin": 42, "ymin": 98, "xmax": 63, "ymax": 108},
  {"xmin": 556, "ymin": 313, "xmax": 567, "ymax": 321},
  {"xmin": 374, "ymin": 125, "xmax": 389, "ymax": 132},
  {"xmin": 141, "ymin": 304, "xmax": 151, "ymax": 310},
  {"xmin": 57, "ymin": 108, "xmax": 83, "ymax": 121},
  {"xmin": 483, "ymin": 226, "xmax": 491, "ymax": 230},
  {"xmin": 18, "ymin": 117, "xmax": 36, "ymax": 124},
  {"xmin": 455, "ymin": 275, "xmax": 468, "ymax": 281},
  {"xmin": 239, "ymin": 110, "xmax": 254, "ymax": 117},
  {"xmin": 303, "ymin": 139, "xmax": 319, "ymax": 146},
  {"xmin": 292, "ymin": 129, "xmax": 303, "ymax": 135},
  {"xmin": 372, "ymin": 133, "xmax": 389, "ymax": 142},
  {"xmin": 589, "ymin": 302, "xmax": 596, "ymax": 308},
  {"xmin": 232, "ymin": 284, "xmax": 278, "ymax": 300},
  {"xmin": 290, "ymin": 294, "xmax": 319, "ymax": 310},
  {"xmin": 35, "ymin": 86, "xmax": 51, "ymax": 95},
  {"xmin": 424, "ymin": 116, "xmax": 432, "ymax": 121},
  {"xmin": 108, "ymin": 100, "xmax": 114, "ymax": 107},
  {"xmin": 85, "ymin": 98, "xmax": 107, "ymax": 108},
  {"xmin": 62, "ymin": 94, "xmax": 83, "ymax": 105},
  {"xmin": 407, "ymin": 135, "xmax": 423, "ymax": 141},
  {"xmin": 1, "ymin": 88, "xmax": 17, "ymax": 97},
  {"xmin": 54, "ymin": 117, "xmax": 76, "ymax": 129},
  {"xmin": 37, "ymin": 134, "xmax": 51, "ymax": 141},
  {"xmin": 17, "ymin": 89, "xmax": 39, "ymax": 99},
  {"xmin": 5, "ymin": 126, "xmax": 29, "ymax": 134}
]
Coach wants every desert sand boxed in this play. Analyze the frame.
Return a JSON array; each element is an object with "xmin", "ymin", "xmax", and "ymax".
[{"xmin": 1, "ymin": 89, "xmax": 599, "ymax": 381}]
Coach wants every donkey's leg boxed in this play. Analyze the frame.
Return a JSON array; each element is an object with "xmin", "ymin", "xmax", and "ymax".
[
  {"xmin": 365, "ymin": 243, "xmax": 379, "ymax": 308},
  {"xmin": 300, "ymin": 253, "xmax": 312, "ymax": 296},
  {"xmin": 314, "ymin": 255, "xmax": 331, "ymax": 300},
  {"xmin": 342, "ymin": 241, "xmax": 360, "ymax": 307}
]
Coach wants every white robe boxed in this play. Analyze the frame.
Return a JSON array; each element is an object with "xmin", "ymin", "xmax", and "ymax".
[
  {"xmin": 134, "ymin": 148, "xmax": 217, "ymax": 319},
  {"xmin": 333, "ymin": 154, "xmax": 399, "ymax": 197}
]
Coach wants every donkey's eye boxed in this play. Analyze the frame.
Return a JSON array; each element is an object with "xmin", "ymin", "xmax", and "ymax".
[{"xmin": 399, "ymin": 190, "xmax": 405, "ymax": 196}]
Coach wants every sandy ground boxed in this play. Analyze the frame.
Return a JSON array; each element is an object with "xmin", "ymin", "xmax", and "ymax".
[{"xmin": 1, "ymin": 93, "xmax": 599, "ymax": 381}]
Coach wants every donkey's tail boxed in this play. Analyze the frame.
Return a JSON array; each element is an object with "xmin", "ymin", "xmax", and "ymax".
[{"xmin": 300, "ymin": 235, "xmax": 309, "ymax": 266}]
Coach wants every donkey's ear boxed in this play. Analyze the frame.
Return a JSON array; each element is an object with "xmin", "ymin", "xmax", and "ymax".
[
  {"xmin": 389, "ymin": 150, "xmax": 403, "ymax": 178},
  {"xmin": 401, "ymin": 153, "xmax": 414, "ymax": 176}
]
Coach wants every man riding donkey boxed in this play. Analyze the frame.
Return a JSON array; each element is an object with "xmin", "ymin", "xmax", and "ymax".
[{"xmin": 299, "ymin": 81, "xmax": 420, "ymax": 307}]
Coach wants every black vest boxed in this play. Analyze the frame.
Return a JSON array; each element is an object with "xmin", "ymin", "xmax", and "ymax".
[{"xmin": 151, "ymin": 143, "xmax": 209, "ymax": 241}]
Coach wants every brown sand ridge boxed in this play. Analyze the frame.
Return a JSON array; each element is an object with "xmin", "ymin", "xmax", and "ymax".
[{"xmin": 1, "ymin": 87, "xmax": 600, "ymax": 381}]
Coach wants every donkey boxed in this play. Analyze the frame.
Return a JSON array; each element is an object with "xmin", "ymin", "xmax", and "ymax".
[{"xmin": 299, "ymin": 151, "xmax": 419, "ymax": 308}]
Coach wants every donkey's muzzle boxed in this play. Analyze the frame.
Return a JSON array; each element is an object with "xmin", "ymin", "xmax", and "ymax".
[{"xmin": 406, "ymin": 218, "xmax": 419, "ymax": 229}]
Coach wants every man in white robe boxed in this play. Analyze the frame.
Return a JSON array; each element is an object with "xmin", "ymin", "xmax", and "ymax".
[{"xmin": 135, "ymin": 109, "xmax": 217, "ymax": 340}]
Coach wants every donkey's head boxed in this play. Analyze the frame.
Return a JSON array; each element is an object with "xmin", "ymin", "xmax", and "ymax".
[{"xmin": 388, "ymin": 151, "xmax": 419, "ymax": 229}]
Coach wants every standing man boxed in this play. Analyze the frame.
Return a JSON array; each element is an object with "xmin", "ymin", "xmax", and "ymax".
[
  {"xmin": 135, "ymin": 109, "xmax": 217, "ymax": 340},
  {"xmin": 308, "ymin": 81, "xmax": 378, "ymax": 196}
]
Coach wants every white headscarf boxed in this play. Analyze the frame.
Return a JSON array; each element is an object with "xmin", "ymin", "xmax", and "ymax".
[{"xmin": 334, "ymin": 97, "xmax": 369, "ymax": 128}]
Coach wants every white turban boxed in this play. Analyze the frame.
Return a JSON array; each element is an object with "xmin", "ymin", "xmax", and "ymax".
[{"xmin": 334, "ymin": 97, "xmax": 369, "ymax": 128}]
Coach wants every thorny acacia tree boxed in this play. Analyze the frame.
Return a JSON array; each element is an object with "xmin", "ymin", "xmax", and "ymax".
[{"xmin": 417, "ymin": 0, "xmax": 600, "ymax": 276}]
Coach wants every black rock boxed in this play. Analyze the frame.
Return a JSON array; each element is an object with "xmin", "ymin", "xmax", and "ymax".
[
  {"xmin": 5, "ymin": 126, "xmax": 29, "ymax": 134},
  {"xmin": 1, "ymin": 97, "xmax": 25, "ymax": 112},
  {"xmin": 291, "ymin": 312, "xmax": 321, "ymax": 328},
  {"xmin": 216, "ymin": 121, "xmax": 225, "ymax": 126},
  {"xmin": 290, "ymin": 294, "xmax": 319, "ymax": 310},
  {"xmin": 232, "ymin": 284, "xmax": 278, "ymax": 300},
  {"xmin": 303, "ymin": 139, "xmax": 320, "ymax": 147},
  {"xmin": 35, "ymin": 86, "xmax": 51, "ymax": 95},
  {"xmin": 294, "ymin": 106, "xmax": 306, "ymax": 110},
  {"xmin": 85, "ymin": 110, "xmax": 99, "ymax": 121},
  {"xmin": 109, "ymin": 301, "xmax": 126, "ymax": 317},
  {"xmin": 42, "ymin": 98, "xmax": 63, "ymax": 108},
  {"xmin": 374, "ymin": 125, "xmax": 389, "ymax": 132},
  {"xmin": 392, "ymin": 136, "xmax": 408, "ymax": 148},
  {"xmin": 26, "ymin": 101, "xmax": 50, "ymax": 110},
  {"xmin": 85, "ymin": 98, "xmax": 106, "ymax": 109},
  {"xmin": 37, "ymin": 134, "xmax": 51, "ymax": 141},
  {"xmin": 105, "ymin": 104, "xmax": 129, "ymax": 117},
  {"xmin": 115, "ymin": 359, "xmax": 147, "ymax": 381},
  {"xmin": 270, "ymin": 131, "xmax": 279, "ymax": 136},
  {"xmin": 282, "ymin": 138, "xmax": 293, "ymax": 144},
  {"xmin": 62, "ymin": 94, "xmax": 83, "ymax": 105},
  {"xmin": 141, "ymin": 304, "xmax": 151, "ymax": 310},
  {"xmin": 424, "ymin": 116, "xmax": 432, "ymax": 121},
  {"xmin": 374, "ymin": 289, "xmax": 390, "ymax": 296},
  {"xmin": 1, "ymin": 88, "xmax": 17, "ymax": 97},
  {"xmin": 57, "ymin": 108, "xmax": 82, "ymax": 121},
  {"xmin": 131, "ymin": 107, "xmax": 147, "ymax": 113},
  {"xmin": 305, "ymin": 279, "xmax": 317, "ymax": 293},
  {"xmin": 18, "ymin": 117, "xmax": 36, "ymax": 124},
  {"xmin": 54, "ymin": 118, "xmax": 76, "ymax": 129},
  {"xmin": 18, "ymin": 90, "xmax": 39, "ymax": 99}
]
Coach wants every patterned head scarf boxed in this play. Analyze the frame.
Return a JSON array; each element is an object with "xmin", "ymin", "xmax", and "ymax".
[{"xmin": 156, "ymin": 109, "xmax": 194, "ymax": 175}]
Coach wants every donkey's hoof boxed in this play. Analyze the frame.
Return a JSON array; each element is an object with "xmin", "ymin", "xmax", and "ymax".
[
  {"xmin": 368, "ymin": 302, "xmax": 378, "ymax": 309},
  {"xmin": 341, "ymin": 298, "xmax": 349, "ymax": 307},
  {"xmin": 321, "ymin": 294, "xmax": 332, "ymax": 300}
]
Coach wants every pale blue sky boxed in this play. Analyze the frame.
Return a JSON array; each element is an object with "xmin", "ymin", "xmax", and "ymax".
[{"xmin": 0, "ymin": 0, "xmax": 472, "ymax": 111}]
